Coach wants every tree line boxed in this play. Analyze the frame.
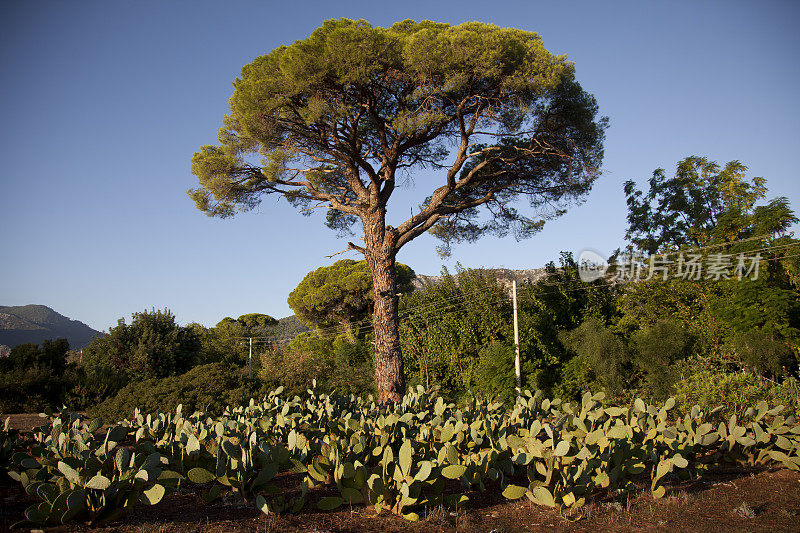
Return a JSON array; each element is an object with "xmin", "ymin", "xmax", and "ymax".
[{"xmin": 1, "ymin": 152, "xmax": 797, "ymax": 418}]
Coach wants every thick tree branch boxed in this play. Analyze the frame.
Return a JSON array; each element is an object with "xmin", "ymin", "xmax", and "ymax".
[
  {"xmin": 395, "ymin": 186, "xmax": 502, "ymax": 249},
  {"xmin": 325, "ymin": 241, "xmax": 366, "ymax": 257}
]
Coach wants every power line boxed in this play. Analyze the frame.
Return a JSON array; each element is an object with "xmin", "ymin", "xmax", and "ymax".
[
  {"xmin": 226, "ymin": 247, "xmax": 800, "ymax": 347},
  {"xmin": 626, "ymin": 231, "xmax": 787, "ymax": 257},
  {"xmin": 399, "ymin": 284, "xmax": 504, "ymax": 317},
  {"xmin": 631, "ymin": 240, "xmax": 798, "ymax": 261},
  {"xmin": 238, "ymin": 283, "xmax": 508, "ymax": 344},
  {"xmin": 489, "ymin": 232, "xmax": 792, "ymax": 290},
  {"xmin": 399, "ymin": 250, "xmax": 800, "ymax": 326}
]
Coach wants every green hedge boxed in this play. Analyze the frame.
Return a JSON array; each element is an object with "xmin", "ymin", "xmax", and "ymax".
[
  {"xmin": 674, "ymin": 368, "xmax": 800, "ymax": 419},
  {"xmin": 89, "ymin": 363, "xmax": 270, "ymax": 422}
]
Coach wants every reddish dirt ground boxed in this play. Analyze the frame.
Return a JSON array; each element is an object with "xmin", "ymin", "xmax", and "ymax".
[
  {"xmin": 4, "ymin": 413, "xmax": 52, "ymax": 432},
  {"xmin": 3, "ymin": 414, "xmax": 800, "ymax": 532}
]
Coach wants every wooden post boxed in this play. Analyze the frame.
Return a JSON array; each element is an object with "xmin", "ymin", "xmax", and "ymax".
[
  {"xmin": 248, "ymin": 337, "xmax": 253, "ymax": 380},
  {"xmin": 425, "ymin": 317, "xmax": 430, "ymax": 390},
  {"xmin": 512, "ymin": 280, "xmax": 521, "ymax": 398}
]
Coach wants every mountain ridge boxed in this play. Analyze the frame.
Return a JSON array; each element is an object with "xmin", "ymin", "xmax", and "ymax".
[
  {"xmin": 0, "ymin": 304, "xmax": 101, "ymax": 350},
  {"xmin": 411, "ymin": 267, "xmax": 549, "ymax": 291}
]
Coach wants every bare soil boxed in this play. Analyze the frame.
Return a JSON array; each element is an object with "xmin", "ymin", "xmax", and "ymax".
[
  {"xmin": 3, "ymin": 415, "xmax": 800, "ymax": 532},
  {"xmin": 3, "ymin": 413, "xmax": 51, "ymax": 432}
]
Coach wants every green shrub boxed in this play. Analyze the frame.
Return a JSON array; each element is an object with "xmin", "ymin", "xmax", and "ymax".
[
  {"xmin": 326, "ymin": 336, "xmax": 374, "ymax": 396},
  {"xmin": 259, "ymin": 333, "xmax": 374, "ymax": 398},
  {"xmin": 472, "ymin": 342, "xmax": 517, "ymax": 403},
  {"xmin": 81, "ymin": 308, "xmax": 200, "ymax": 380},
  {"xmin": 674, "ymin": 367, "xmax": 800, "ymax": 420},
  {"xmin": 630, "ymin": 319, "xmax": 695, "ymax": 400},
  {"xmin": 560, "ymin": 318, "xmax": 630, "ymax": 395},
  {"xmin": 0, "ymin": 340, "xmax": 71, "ymax": 413},
  {"xmin": 734, "ymin": 330, "xmax": 796, "ymax": 377},
  {"xmin": 90, "ymin": 363, "xmax": 269, "ymax": 422},
  {"xmin": 62, "ymin": 365, "xmax": 129, "ymax": 411},
  {"xmin": 0, "ymin": 366, "xmax": 68, "ymax": 413},
  {"xmin": 553, "ymin": 352, "xmax": 600, "ymax": 402}
]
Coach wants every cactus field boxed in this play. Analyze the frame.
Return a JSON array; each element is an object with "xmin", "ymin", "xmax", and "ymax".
[{"xmin": 2, "ymin": 386, "xmax": 800, "ymax": 530}]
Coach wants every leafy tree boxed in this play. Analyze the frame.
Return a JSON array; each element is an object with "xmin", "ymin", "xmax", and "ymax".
[
  {"xmin": 288, "ymin": 259, "xmax": 414, "ymax": 339},
  {"xmin": 236, "ymin": 313, "xmax": 278, "ymax": 333},
  {"xmin": 560, "ymin": 318, "xmax": 629, "ymax": 396},
  {"xmin": 0, "ymin": 339, "xmax": 70, "ymax": 412},
  {"xmin": 516, "ymin": 252, "xmax": 617, "ymax": 390},
  {"xmin": 630, "ymin": 319, "xmax": 695, "ymax": 400},
  {"xmin": 399, "ymin": 258, "xmax": 616, "ymax": 399},
  {"xmin": 716, "ymin": 278, "xmax": 800, "ymax": 340},
  {"xmin": 260, "ymin": 315, "xmax": 310, "ymax": 342},
  {"xmin": 191, "ymin": 320, "xmax": 246, "ymax": 367},
  {"xmin": 624, "ymin": 156, "xmax": 796, "ymax": 254},
  {"xmin": 193, "ymin": 313, "xmax": 277, "ymax": 367},
  {"xmin": 82, "ymin": 309, "xmax": 199, "ymax": 379},
  {"xmin": 716, "ymin": 279, "xmax": 800, "ymax": 374},
  {"xmin": 188, "ymin": 19, "xmax": 606, "ymax": 402},
  {"xmin": 0, "ymin": 338, "xmax": 69, "ymax": 375},
  {"xmin": 264, "ymin": 331, "xmax": 374, "ymax": 396},
  {"xmin": 473, "ymin": 342, "xmax": 519, "ymax": 402},
  {"xmin": 615, "ymin": 277, "xmax": 733, "ymax": 361},
  {"xmin": 399, "ymin": 267, "xmax": 511, "ymax": 395},
  {"xmin": 0, "ymin": 339, "xmax": 128, "ymax": 411},
  {"xmin": 622, "ymin": 157, "xmax": 799, "ymax": 378}
]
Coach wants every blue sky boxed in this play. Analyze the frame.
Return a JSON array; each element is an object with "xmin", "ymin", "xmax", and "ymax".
[{"xmin": 1, "ymin": 0, "xmax": 798, "ymax": 332}]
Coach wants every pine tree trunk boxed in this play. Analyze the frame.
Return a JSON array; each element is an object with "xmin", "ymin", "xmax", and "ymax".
[{"xmin": 366, "ymin": 248, "xmax": 405, "ymax": 404}]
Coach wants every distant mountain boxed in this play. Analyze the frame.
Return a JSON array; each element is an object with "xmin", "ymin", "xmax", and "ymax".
[{"xmin": 0, "ymin": 305, "xmax": 101, "ymax": 350}]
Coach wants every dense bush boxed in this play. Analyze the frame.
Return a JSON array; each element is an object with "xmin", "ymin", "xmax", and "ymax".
[
  {"xmin": 0, "ymin": 339, "xmax": 70, "ymax": 413},
  {"xmin": 472, "ymin": 342, "xmax": 518, "ymax": 403},
  {"xmin": 674, "ymin": 366, "xmax": 800, "ymax": 420},
  {"xmin": 400, "ymin": 259, "xmax": 617, "ymax": 401},
  {"xmin": 325, "ymin": 336, "xmax": 375, "ymax": 395},
  {"xmin": 90, "ymin": 363, "xmax": 269, "ymax": 422},
  {"xmin": 553, "ymin": 352, "xmax": 600, "ymax": 403},
  {"xmin": 191, "ymin": 313, "xmax": 278, "ymax": 368},
  {"xmin": 559, "ymin": 318, "xmax": 630, "ymax": 396},
  {"xmin": 734, "ymin": 330, "xmax": 796, "ymax": 378},
  {"xmin": 0, "ymin": 339, "xmax": 131, "ymax": 413},
  {"xmin": 81, "ymin": 308, "xmax": 200, "ymax": 379},
  {"xmin": 260, "ymin": 332, "xmax": 374, "ymax": 397},
  {"xmin": 400, "ymin": 267, "xmax": 512, "ymax": 396},
  {"xmin": 62, "ymin": 365, "xmax": 129, "ymax": 410},
  {"xmin": 630, "ymin": 319, "xmax": 695, "ymax": 400}
]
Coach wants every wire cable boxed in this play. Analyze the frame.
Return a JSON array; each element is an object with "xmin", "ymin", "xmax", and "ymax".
[{"xmin": 232, "ymin": 247, "xmax": 800, "ymax": 346}]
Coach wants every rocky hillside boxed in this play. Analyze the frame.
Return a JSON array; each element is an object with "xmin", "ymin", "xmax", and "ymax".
[
  {"xmin": 263, "ymin": 315, "xmax": 310, "ymax": 343},
  {"xmin": 0, "ymin": 305, "xmax": 101, "ymax": 350},
  {"xmin": 411, "ymin": 267, "xmax": 548, "ymax": 291}
]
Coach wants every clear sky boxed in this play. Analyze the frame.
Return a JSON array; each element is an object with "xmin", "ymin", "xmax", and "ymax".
[{"xmin": 1, "ymin": 0, "xmax": 798, "ymax": 332}]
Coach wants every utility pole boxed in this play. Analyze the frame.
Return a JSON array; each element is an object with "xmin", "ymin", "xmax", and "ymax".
[
  {"xmin": 248, "ymin": 337, "xmax": 253, "ymax": 380},
  {"xmin": 425, "ymin": 317, "xmax": 430, "ymax": 390},
  {"xmin": 512, "ymin": 280, "xmax": 521, "ymax": 398}
]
